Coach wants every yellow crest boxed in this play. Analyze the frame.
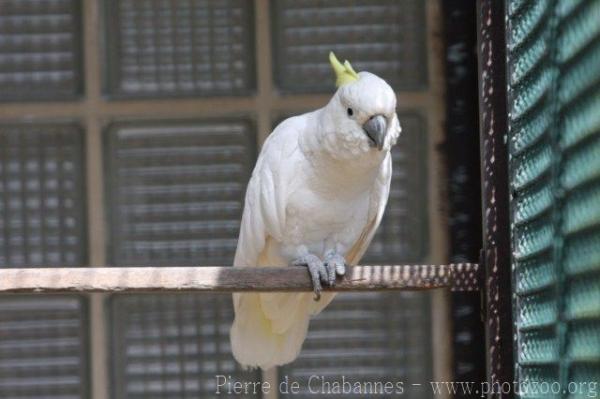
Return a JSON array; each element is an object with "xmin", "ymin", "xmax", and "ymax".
[{"xmin": 329, "ymin": 51, "xmax": 359, "ymax": 87}]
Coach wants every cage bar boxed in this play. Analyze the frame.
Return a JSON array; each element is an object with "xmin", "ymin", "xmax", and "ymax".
[{"xmin": 477, "ymin": 0, "xmax": 516, "ymax": 395}]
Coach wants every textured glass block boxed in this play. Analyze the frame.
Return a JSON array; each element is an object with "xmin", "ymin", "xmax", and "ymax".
[
  {"xmin": 0, "ymin": 0, "xmax": 83, "ymax": 101},
  {"xmin": 271, "ymin": 0, "xmax": 427, "ymax": 93},
  {"xmin": 0, "ymin": 123, "xmax": 86, "ymax": 267},
  {"xmin": 0, "ymin": 296, "xmax": 88, "ymax": 399},
  {"xmin": 105, "ymin": 120, "xmax": 255, "ymax": 266},
  {"xmin": 104, "ymin": 0, "xmax": 255, "ymax": 98},
  {"xmin": 363, "ymin": 113, "xmax": 427, "ymax": 263},
  {"xmin": 280, "ymin": 292, "xmax": 432, "ymax": 398},
  {"xmin": 110, "ymin": 294, "xmax": 260, "ymax": 399}
]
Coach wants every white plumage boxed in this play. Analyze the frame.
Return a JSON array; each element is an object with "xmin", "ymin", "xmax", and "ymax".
[{"xmin": 230, "ymin": 70, "xmax": 401, "ymax": 370}]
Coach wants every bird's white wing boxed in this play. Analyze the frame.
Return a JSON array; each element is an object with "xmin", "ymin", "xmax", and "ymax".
[
  {"xmin": 231, "ymin": 118, "xmax": 314, "ymax": 369},
  {"xmin": 233, "ymin": 117, "xmax": 304, "ymax": 269}
]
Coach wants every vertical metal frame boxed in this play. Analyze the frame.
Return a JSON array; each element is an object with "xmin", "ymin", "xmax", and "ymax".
[
  {"xmin": 477, "ymin": 0, "xmax": 515, "ymax": 396},
  {"xmin": 442, "ymin": 0, "xmax": 486, "ymax": 391}
]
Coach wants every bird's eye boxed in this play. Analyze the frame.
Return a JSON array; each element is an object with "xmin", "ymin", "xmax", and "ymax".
[{"xmin": 347, "ymin": 108, "xmax": 354, "ymax": 116}]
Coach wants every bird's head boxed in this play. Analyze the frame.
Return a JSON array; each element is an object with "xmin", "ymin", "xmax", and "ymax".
[{"xmin": 321, "ymin": 52, "xmax": 401, "ymax": 159}]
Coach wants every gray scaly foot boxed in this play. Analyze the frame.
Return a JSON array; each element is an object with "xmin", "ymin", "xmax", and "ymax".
[
  {"xmin": 324, "ymin": 252, "xmax": 347, "ymax": 286},
  {"xmin": 292, "ymin": 254, "xmax": 328, "ymax": 300}
]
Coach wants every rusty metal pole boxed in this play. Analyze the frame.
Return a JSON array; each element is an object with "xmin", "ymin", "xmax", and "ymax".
[
  {"xmin": 477, "ymin": 0, "xmax": 515, "ymax": 397},
  {"xmin": 442, "ymin": 0, "xmax": 486, "ymax": 392}
]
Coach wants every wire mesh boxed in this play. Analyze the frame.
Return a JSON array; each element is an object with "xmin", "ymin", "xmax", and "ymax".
[
  {"xmin": 271, "ymin": 0, "xmax": 427, "ymax": 93},
  {"xmin": 104, "ymin": 0, "xmax": 255, "ymax": 98},
  {"xmin": 507, "ymin": 0, "xmax": 600, "ymax": 394},
  {"xmin": 0, "ymin": 0, "xmax": 83, "ymax": 101},
  {"xmin": 558, "ymin": 0, "xmax": 600, "ymax": 387}
]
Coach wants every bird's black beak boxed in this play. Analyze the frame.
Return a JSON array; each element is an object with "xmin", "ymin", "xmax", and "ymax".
[{"xmin": 363, "ymin": 114, "xmax": 387, "ymax": 151}]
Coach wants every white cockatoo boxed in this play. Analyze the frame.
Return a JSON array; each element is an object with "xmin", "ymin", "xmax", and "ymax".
[{"xmin": 230, "ymin": 52, "xmax": 401, "ymax": 369}]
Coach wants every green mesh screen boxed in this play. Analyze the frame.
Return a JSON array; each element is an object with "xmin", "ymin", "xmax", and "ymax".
[{"xmin": 507, "ymin": 0, "xmax": 600, "ymax": 397}]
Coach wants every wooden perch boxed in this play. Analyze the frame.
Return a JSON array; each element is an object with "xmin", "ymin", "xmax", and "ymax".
[{"xmin": 0, "ymin": 264, "xmax": 481, "ymax": 294}]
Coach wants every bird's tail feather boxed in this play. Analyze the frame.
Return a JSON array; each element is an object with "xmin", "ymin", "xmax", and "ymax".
[{"xmin": 230, "ymin": 292, "xmax": 334, "ymax": 369}]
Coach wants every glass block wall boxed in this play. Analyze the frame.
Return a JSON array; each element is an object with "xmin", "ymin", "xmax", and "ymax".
[
  {"xmin": 105, "ymin": 120, "xmax": 260, "ymax": 396},
  {"xmin": 104, "ymin": 0, "xmax": 255, "ymax": 97},
  {"xmin": 0, "ymin": 124, "xmax": 86, "ymax": 267},
  {"xmin": 507, "ymin": 0, "xmax": 600, "ymax": 396},
  {"xmin": 0, "ymin": 296, "xmax": 88, "ymax": 398},
  {"xmin": 271, "ymin": 0, "xmax": 427, "ymax": 93},
  {"xmin": 0, "ymin": 1, "xmax": 444, "ymax": 398},
  {"xmin": 0, "ymin": 0, "xmax": 83, "ymax": 101},
  {"xmin": 104, "ymin": 120, "xmax": 255, "ymax": 266},
  {"xmin": 110, "ymin": 294, "xmax": 257, "ymax": 399},
  {"xmin": 0, "ymin": 124, "xmax": 88, "ymax": 399}
]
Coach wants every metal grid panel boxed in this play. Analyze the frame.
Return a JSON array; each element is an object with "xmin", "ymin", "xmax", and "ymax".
[
  {"xmin": 271, "ymin": 0, "xmax": 427, "ymax": 93},
  {"xmin": 0, "ymin": 0, "xmax": 83, "ymax": 101},
  {"xmin": 0, "ymin": 296, "xmax": 88, "ymax": 399},
  {"xmin": 105, "ymin": 120, "xmax": 255, "ymax": 266},
  {"xmin": 508, "ymin": 0, "xmax": 600, "ymax": 394},
  {"xmin": 557, "ymin": 0, "xmax": 600, "ymax": 391},
  {"xmin": 0, "ymin": 123, "xmax": 86, "ymax": 267},
  {"xmin": 104, "ymin": 0, "xmax": 255, "ymax": 98},
  {"xmin": 280, "ymin": 292, "xmax": 432, "ymax": 398},
  {"xmin": 363, "ymin": 113, "xmax": 427, "ymax": 263},
  {"xmin": 110, "ymin": 294, "xmax": 260, "ymax": 399},
  {"xmin": 507, "ymin": 0, "xmax": 561, "ymax": 389}
]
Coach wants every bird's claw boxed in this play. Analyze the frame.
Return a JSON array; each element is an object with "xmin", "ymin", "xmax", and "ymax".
[
  {"xmin": 293, "ymin": 253, "xmax": 348, "ymax": 301},
  {"xmin": 293, "ymin": 254, "xmax": 329, "ymax": 301},
  {"xmin": 324, "ymin": 253, "xmax": 347, "ymax": 285}
]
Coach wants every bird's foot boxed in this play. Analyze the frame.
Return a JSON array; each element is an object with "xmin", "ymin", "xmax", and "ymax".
[
  {"xmin": 324, "ymin": 252, "xmax": 347, "ymax": 284},
  {"xmin": 292, "ymin": 254, "xmax": 328, "ymax": 301}
]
